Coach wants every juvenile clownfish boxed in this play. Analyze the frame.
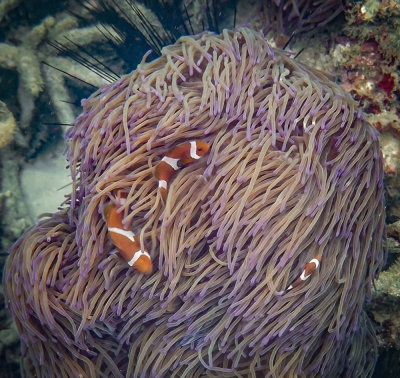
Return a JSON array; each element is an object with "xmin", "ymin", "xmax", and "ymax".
[
  {"xmin": 286, "ymin": 255, "xmax": 322, "ymax": 291},
  {"xmin": 103, "ymin": 201, "xmax": 152, "ymax": 274},
  {"xmin": 154, "ymin": 140, "xmax": 210, "ymax": 201}
]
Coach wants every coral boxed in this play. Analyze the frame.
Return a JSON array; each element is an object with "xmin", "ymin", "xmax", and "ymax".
[
  {"xmin": 0, "ymin": 283, "xmax": 20, "ymax": 377},
  {"xmin": 367, "ymin": 292, "xmax": 400, "ymax": 367},
  {"xmin": 0, "ymin": 8, "xmax": 112, "ymax": 148},
  {"xmin": 387, "ymin": 221, "xmax": 400, "ymax": 241},
  {"xmin": 376, "ymin": 259, "xmax": 400, "ymax": 297},
  {"xmin": 0, "ymin": 150, "xmax": 33, "ymax": 251},
  {"xmin": 0, "ymin": 104, "xmax": 31, "ymax": 253},
  {"xmin": 371, "ymin": 217, "xmax": 400, "ymax": 366},
  {"xmin": 369, "ymin": 236, "xmax": 400, "ymax": 355},
  {"xmin": 378, "ymin": 132, "xmax": 400, "ymax": 174},
  {"xmin": 0, "ymin": 0, "xmax": 21, "ymax": 22},
  {"xmin": 0, "ymin": 101, "xmax": 16, "ymax": 148},
  {"xmin": 337, "ymin": 0, "xmax": 400, "ymax": 173},
  {"xmin": 0, "ymin": 0, "xmax": 236, "ymax": 151},
  {"xmin": 3, "ymin": 28, "xmax": 385, "ymax": 377},
  {"xmin": 384, "ymin": 172, "xmax": 400, "ymax": 225},
  {"xmin": 342, "ymin": 8, "xmax": 400, "ymax": 366}
]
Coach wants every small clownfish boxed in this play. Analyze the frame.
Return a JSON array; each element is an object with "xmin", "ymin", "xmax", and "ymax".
[
  {"xmin": 286, "ymin": 255, "xmax": 322, "ymax": 291},
  {"xmin": 154, "ymin": 140, "xmax": 210, "ymax": 201},
  {"xmin": 103, "ymin": 201, "xmax": 152, "ymax": 274}
]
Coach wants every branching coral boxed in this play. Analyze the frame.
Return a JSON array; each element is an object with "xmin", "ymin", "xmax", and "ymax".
[
  {"xmin": 0, "ymin": 10, "xmax": 112, "ymax": 147},
  {"xmin": 0, "ymin": 0, "xmax": 21, "ymax": 23},
  {"xmin": 0, "ymin": 101, "xmax": 16, "ymax": 148},
  {"xmin": 338, "ymin": 1, "xmax": 400, "ymax": 145},
  {"xmin": 3, "ymin": 27, "xmax": 386, "ymax": 377}
]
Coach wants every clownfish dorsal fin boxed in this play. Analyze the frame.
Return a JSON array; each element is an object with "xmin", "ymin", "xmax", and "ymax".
[{"xmin": 102, "ymin": 202, "xmax": 114, "ymax": 223}]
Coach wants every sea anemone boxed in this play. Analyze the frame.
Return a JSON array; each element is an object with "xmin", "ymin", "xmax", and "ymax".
[{"xmin": 3, "ymin": 28, "xmax": 385, "ymax": 377}]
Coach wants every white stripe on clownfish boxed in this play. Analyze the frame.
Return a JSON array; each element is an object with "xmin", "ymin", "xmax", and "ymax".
[
  {"xmin": 108, "ymin": 227, "xmax": 136, "ymax": 243},
  {"xmin": 190, "ymin": 141, "xmax": 201, "ymax": 159},
  {"xmin": 286, "ymin": 255, "xmax": 322, "ymax": 291},
  {"xmin": 154, "ymin": 140, "xmax": 210, "ymax": 201},
  {"xmin": 128, "ymin": 250, "xmax": 151, "ymax": 267},
  {"xmin": 158, "ymin": 180, "xmax": 168, "ymax": 189},
  {"xmin": 161, "ymin": 156, "xmax": 180, "ymax": 171}
]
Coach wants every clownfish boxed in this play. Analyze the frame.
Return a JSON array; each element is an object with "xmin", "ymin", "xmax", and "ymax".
[
  {"xmin": 286, "ymin": 255, "xmax": 321, "ymax": 291},
  {"xmin": 154, "ymin": 140, "xmax": 210, "ymax": 201},
  {"xmin": 103, "ymin": 201, "xmax": 152, "ymax": 274}
]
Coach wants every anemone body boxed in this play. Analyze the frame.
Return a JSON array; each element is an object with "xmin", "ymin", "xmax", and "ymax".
[{"xmin": 3, "ymin": 28, "xmax": 386, "ymax": 377}]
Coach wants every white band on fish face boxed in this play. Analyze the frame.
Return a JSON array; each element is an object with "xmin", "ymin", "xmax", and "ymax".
[
  {"xmin": 109, "ymin": 227, "xmax": 136, "ymax": 243},
  {"xmin": 309, "ymin": 258, "xmax": 320, "ymax": 269},
  {"xmin": 300, "ymin": 259, "xmax": 320, "ymax": 281},
  {"xmin": 162, "ymin": 156, "xmax": 180, "ymax": 170},
  {"xmin": 300, "ymin": 270, "xmax": 311, "ymax": 281},
  {"xmin": 190, "ymin": 141, "xmax": 200, "ymax": 159},
  {"xmin": 128, "ymin": 250, "xmax": 151, "ymax": 266},
  {"xmin": 158, "ymin": 180, "xmax": 168, "ymax": 189}
]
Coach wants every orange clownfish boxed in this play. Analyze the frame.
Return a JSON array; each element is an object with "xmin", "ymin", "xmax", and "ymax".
[
  {"xmin": 103, "ymin": 201, "xmax": 152, "ymax": 274},
  {"xmin": 154, "ymin": 140, "xmax": 210, "ymax": 201},
  {"xmin": 286, "ymin": 255, "xmax": 321, "ymax": 291}
]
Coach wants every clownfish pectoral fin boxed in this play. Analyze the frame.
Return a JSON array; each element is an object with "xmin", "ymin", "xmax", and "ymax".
[
  {"xmin": 155, "ymin": 140, "xmax": 210, "ymax": 201},
  {"xmin": 103, "ymin": 200, "xmax": 153, "ymax": 274},
  {"xmin": 286, "ymin": 255, "xmax": 322, "ymax": 292}
]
